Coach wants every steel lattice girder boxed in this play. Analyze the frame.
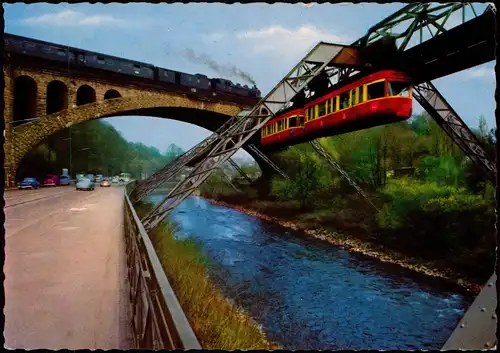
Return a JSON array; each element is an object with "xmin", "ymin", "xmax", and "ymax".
[
  {"xmin": 141, "ymin": 42, "xmax": 351, "ymax": 232},
  {"xmin": 354, "ymin": 3, "xmax": 486, "ymax": 51},
  {"xmin": 309, "ymin": 140, "xmax": 379, "ymax": 211},
  {"xmin": 412, "ymin": 81, "xmax": 496, "ymax": 184},
  {"xmin": 227, "ymin": 158, "xmax": 253, "ymax": 183},
  {"xmin": 248, "ymin": 144, "xmax": 289, "ymax": 180},
  {"xmin": 131, "ymin": 116, "xmax": 239, "ymax": 203}
]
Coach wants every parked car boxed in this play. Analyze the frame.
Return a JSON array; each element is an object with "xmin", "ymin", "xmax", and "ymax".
[
  {"xmin": 17, "ymin": 177, "xmax": 40, "ymax": 189},
  {"xmin": 112, "ymin": 177, "xmax": 119, "ymax": 184},
  {"xmin": 100, "ymin": 178, "xmax": 111, "ymax": 187},
  {"xmin": 59, "ymin": 175, "xmax": 70, "ymax": 185},
  {"xmin": 96, "ymin": 175, "xmax": 104, "ymax": 183},
  {"xmin": 76, "ymin": 178, "xmax": 95, "ymax": 191},
  {"xmin": 87, "ymin": 174, "xmax": 95, "ymax": 182},
  {"xmin": 43, "ymin": 174, "xmax": 60, "ymax": 186},
  {"xmin": 76, "ymin": 174, "xmax": 85, "ymax": 181}
]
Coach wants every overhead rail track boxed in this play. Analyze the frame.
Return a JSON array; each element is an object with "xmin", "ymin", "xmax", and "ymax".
[{"xmin": 140, "ymin": 42, "xmax": 356, "ymax": 232}]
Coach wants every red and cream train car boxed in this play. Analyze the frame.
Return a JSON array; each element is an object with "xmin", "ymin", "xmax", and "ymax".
[{"xmin": 261, "ymin": 70, "xmax": 413, "ymax": 147}]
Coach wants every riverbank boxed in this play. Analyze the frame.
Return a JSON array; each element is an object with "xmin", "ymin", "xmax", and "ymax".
[
  {"xmin": 135, "ymin": 202, "xmax": 279, "ymax": 350},
  {"xmin": 206, "ymin": 197, "xmax": 483, "ymax": 295}
]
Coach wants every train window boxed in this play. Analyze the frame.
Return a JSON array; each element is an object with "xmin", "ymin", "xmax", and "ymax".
[
  {"xmin": 25, "ymin": 42, "xmax": 36, "ymax": 50},
  {"xmin": 267, "ymin": 126, "xmax": 271, "ymax": 135},
  {"xmin": 339, "ymin": 91, "xmax": 350, "ymax": 109},
  {"xmin": 326, "ymin": 99, "xmax": 331, "ymax": 114},
  {"xmin": 289, "ymin": 116, "xmax": 297, "ymax": 128},
  {"xmin": 298, "ymin": 116, "xmax": 305, "ymax": 127},
  {"xmin": 389, "ymin": 81, "xmax": 411, "ymax": 97},
  {"xmin": 277, "ymin": 120, "xmax": 283, "ymax": 131},
  {"xmin": 134, "ymin": 64, "xmax": 141, "ymax": 69},
  {"xmin": 366, "ymin": 81, "xmax": 385, "ymax": 100},
  {"xmin": 351, "ymin": 89, "xmax": 357, "ymax": 105},
  {"xmin": 97, "ymin": 56, "xmax": 106, "ymax": 64},
  {"xmin": 56, "ymin": 50, "xmax": 66, "ymax": 57},
  {"xmin": 318, "ymin": 101, "xmax": 326, "ymax": 117},
  {"xmin": 42, "ymin": 47, "xmax": 51, "ymax": 53}
]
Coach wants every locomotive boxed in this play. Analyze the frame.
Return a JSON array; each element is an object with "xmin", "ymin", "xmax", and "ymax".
[
  {"xmin": 261, "ymin": 70, "xmax": 413, "ymax": 147},
  {"xmin": 4, "ymin": 33, "xmax": 261, "ymax": 99}
]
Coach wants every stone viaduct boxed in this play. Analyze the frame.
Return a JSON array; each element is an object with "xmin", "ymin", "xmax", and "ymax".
[{"xmin": 3, "ymin": 52, "xmax": 270, "ymax": 188}]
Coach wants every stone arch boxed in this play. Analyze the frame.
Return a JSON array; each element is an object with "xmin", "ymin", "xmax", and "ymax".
[
  {"xmin": 46, "ymin": 80, "xmax": 68, "ymax": 114},
  {"xmin": 104, "ymin": 89, "xmax": 121, "ymax": 100},
  {"xmin": 8, "ymin": 94, "xmax": 269, "ymax": 187},
  {"xmin": 13, "ymin": 75, "xmax": 37, "ymax": 125},
  {"xmin": 76, "ymin": 85, "xmax": 96, "ymax": 106}
]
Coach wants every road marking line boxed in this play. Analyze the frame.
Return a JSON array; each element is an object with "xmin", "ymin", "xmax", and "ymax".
[
  {"xmin": 70, "ymin": 207, "xmax": 88, "ymax": 212},
  {"xmin": 60, "ymin": 227, "xmax": 79, "ymax": 231},
  {"xmin": 6, "ymin": 192, "xmax": 98, "ymax": 238},
  {"xmin": 5, "ymin": 191, "xmax": 70, "ymax": 209}
]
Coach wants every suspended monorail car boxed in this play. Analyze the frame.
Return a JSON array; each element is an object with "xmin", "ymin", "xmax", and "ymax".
[{"xmin": 261, "ymin": 70, "xmax": 413, "ymax": 147}]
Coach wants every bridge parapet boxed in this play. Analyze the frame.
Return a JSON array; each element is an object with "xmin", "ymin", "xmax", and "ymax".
[{"xmin": 123, "ymin": 182, "xmax": 201, "ymax": 349}]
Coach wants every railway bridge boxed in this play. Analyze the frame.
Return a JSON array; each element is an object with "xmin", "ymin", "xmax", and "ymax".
[
  {"xmin": 4, "ymin": 2, "xmax": 497, "ymax": 351},
  {"xmin": 3, "ymin": 45, "xmax": 273, "ymax": 188}
]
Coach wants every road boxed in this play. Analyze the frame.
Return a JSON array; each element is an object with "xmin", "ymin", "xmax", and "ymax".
[{"xmin": 4, "ymin": 186, "xmax": 133, "ymax": 349}]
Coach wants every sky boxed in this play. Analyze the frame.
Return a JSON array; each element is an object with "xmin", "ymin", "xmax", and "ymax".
[{"xmin": 4, "ymin": 3, "xmax": 496, "ymax": 162}]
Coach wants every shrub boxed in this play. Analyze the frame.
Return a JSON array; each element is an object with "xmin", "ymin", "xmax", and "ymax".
[{"xmin": 376, "ymin": 178, "xmax": 494, "ymax": 260}]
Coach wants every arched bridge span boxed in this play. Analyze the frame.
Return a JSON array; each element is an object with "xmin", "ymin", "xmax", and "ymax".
[{"xmin": 9, "ymin": 95, "xmax": 270, "ymax": 185}]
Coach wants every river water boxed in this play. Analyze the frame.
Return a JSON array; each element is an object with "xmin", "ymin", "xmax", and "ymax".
[{"xmin": 147, "ymin": 195, "xmax": 472, "ymax": 350}]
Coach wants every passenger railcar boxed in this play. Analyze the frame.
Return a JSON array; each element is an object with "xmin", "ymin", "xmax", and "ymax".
[
  {"xmin": 156, "ymin": 68, "xmax": 179, "ymax": 84},
  {"xmin": 261, "ymin": 70, "xmax": 412, "ymax": 146},
  {"xmin": 261, "ymin": 108, "xmax": 306, "ymax": 146},
  {"xmin": 180, "ymin": 73, "xmax": 211, "ymax": 90}
]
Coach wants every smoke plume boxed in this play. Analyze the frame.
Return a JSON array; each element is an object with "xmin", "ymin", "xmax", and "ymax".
[{"xmin": 183, "ymin": 48, "xmax": 256, "ymax": 86}]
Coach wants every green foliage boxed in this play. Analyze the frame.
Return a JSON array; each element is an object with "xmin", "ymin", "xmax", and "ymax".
[
  {"xmin": 271, "ymin": 146, "xmax": 334, "ymax": 208},
  {"xmin": 417, "ymin": 155, "xmax": 464, "ymax": 186},
  {"xmin": 17, "ymin": 120, "xmax": 184, "ymax": 181}
]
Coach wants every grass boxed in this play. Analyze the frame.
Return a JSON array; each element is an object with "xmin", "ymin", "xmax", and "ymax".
[{"xmin": 135, "ymin": 202, "xmax": 278, "ymax": 350}]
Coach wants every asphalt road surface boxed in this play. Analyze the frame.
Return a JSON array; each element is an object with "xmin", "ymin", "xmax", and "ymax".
[{"xmin": 4, "ymin": 185, "xmax": 133, "ymax": 349}]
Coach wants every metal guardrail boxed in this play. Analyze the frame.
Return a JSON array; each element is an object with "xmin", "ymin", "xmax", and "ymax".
[{"xmin": 123, "ymin": 182, "xmax": 201, "ymax": 349}]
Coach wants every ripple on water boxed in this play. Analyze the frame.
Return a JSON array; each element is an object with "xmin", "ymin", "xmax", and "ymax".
[{"xmin": 147, "ymin": 195, "xmax": 472, "ymax": 350}]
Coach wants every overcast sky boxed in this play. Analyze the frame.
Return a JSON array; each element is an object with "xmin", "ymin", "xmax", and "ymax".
[{"xmin": 5, "ymin": 3, "xmax": 495, "ymax": 161}]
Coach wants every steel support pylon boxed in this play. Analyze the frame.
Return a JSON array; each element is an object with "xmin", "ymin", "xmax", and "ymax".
[
  {"xmin": 131, "ymin": 116, "xmax": 239, "ymax": 203},
  {"xmin": 309, "ymin": 140, "xmax": 379, "ymax": 211},
  {"xmin": 141, "ymin": 42, "xmax": 349, "ymax": 232},
  {"xmin": 412, "ymin": 81, "xmax": 496, "ymax": 183},
  {"xmin": 248, "ymin": 144, "xmax": 289, "ymax": 180},
  {"xmin": 227, "ymin": 158, "xmax": 253, "ymax": 183}
]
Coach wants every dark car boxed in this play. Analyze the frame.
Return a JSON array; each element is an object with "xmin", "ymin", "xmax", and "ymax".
[
  {"xmin": 43, "ymin": 174, "xmax": 60, "ymax": 187},
  {"xmin": 17, "ymin": 177, "xmax": 40, "ymax": 190}
]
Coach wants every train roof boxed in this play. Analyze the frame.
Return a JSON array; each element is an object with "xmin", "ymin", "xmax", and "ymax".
[
  {"xmin": 305, "ymin": 69, "xmax": 411, "ymax": 107},
  {"xmin": 4, "ymin": 32, "xmax": 155, "ymax": 68}
]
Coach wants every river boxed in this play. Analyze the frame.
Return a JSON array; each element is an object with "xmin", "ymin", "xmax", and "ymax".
[{"xmin": 147, "ymin": 194, "xmax": 472, "ymax": 350}]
